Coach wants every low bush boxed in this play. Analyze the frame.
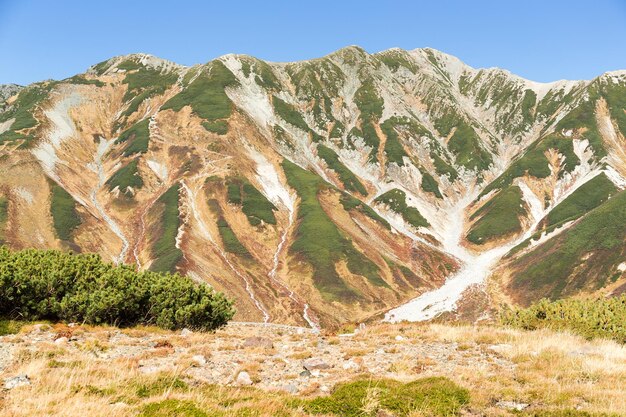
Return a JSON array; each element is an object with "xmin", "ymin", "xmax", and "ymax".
[
  {"xmin": 501, "ymin": 296, "xmax": 626, "ymax": 343},
  {"xmin": 0, "ymin": 246, "xmax": 234, "ymax": 331}
]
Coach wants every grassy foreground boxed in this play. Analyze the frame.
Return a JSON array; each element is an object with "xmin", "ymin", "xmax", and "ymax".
[{"xmin": 2, "ymin": 321, "xmax": 626, "ymax": 416}]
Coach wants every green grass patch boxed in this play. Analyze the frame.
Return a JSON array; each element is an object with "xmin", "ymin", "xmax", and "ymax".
[
  {"xmin": 0, "ymin": 196, "xmax": 8, "ymax": 243},
  {"xmin": 317, "ymin": 144, "xmax": 367, "ymax": 195},
  {"xmin": 49, "ymin": 182, "xmax": 82, "ymax": 242},
  {"xmin": 162, "ymin": 61, "xmax": 238, "ymax": 133},
  {"xmin": 301, "ymin": 377, "xmax": 469, "ymax": 417},
  {"xmin": 374, "ymin": 189, "xmax": 430, "ymax": 229},
  {"xmin": 149, "ymin": 183, "xmax": 183, "ymax": 273},
  {"xmin": 226, "ymin": 177, "xmax": 277, "ymax": 226},
  {"xmin": 282, "ymin": 160, "xmax": 386, "ymax": 300},
  {"xmin": 63, "ymin": 75, "xmax": 105, "ymax": 87},
  {"xmin": 466, "ymin": 185, "xmax": 524, "ymax": 245},
  {"xmin": 0, "ymin": 83, "xmax": 54, "ymax": 147},
  {"xmin": 501, "ymin": 296, "xmax": 626, "ymax": 343},
  {"xmin": 272, "ymin": 95, "xmax": 316, "ymax": 137},
  {"xmin": 105, "ymin": 159, "xmax": 144, "ymax": 197},
  {"xmin": 354, "ymin": 78, "xmax": 383, "ymax": 122},
  {"xmin": 0, "ymin": 246, "xmax": 234, "ymax": 330},
  {"xmin": 420, "ymin": 168, "xmax": 443, "ymax": 198},
  {"xmin": 139, "ymin": 399, "xmax": 210, "ymax": 417},
  {"xmin": 542, "ymin": 173, "xmax": 617, "ymax": 230},
  {"xmin": 0, "ymin": 318, "xmax": 25, "ymax": 336},
  {"xmin": 380, "ymin": 119, "xmax": 409, "ymax": 166},
  {"xmin": 117, "ymin": 118, "xmax": 150, "ymax": 156},
  {"xmin": 339, "ymin": 194, "xmax": 391, "ymax": 230},
  {"xmin": 508, "ymin": 189, "xmax": 626, "ymax": 301}
]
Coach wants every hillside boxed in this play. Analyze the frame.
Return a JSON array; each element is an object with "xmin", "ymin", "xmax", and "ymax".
[{"xmin": 0, "ymin": 47, "xmax": 624, "ymax": 327}]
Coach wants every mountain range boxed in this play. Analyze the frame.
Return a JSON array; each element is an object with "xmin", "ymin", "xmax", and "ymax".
[{"xmin": 0, "ymin": 46, "xmax": 624, "ymax": 328}]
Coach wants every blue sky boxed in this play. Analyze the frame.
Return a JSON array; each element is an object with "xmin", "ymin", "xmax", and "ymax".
[{"xmin": 1, "ymin": 0, "xmax": 625, "ymax": 85}]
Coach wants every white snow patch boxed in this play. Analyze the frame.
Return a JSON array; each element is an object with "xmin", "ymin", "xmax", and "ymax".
[
  {"xmin": 88, "ymin": 137, "xmax": 130, "ymax": 264},
  {"xmin": 618, "ymin": 262, "xmax": 626, "ymax": 272},
  {"xmin": 604, "ymin": 165, "xmax": 626, "ymax": 190},
  {"xmin": 15, "ymin": 187, "xmax": 34, "ymax": 204},
  {"xmin": 32, "ymin": 91, "xmax": 82, "ymax": 180},
  {"xmin": 147, "ymin": 159, "xmax": 168, "ymax": 182},
  {"xmin": 516, "ymin": 180, "xmax": 544, "ymax": 225},
  {"xmin": 0, "ymin": 118, "xmax": 14, "ymax": 135}
]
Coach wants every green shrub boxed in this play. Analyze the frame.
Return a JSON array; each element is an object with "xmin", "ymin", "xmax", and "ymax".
[
  {"xmin": 374, "ymin": 189, "xmax": 429, "ymax": 229},
  {"xmin": 226, "ymin": 177, "xmax": 277, "ymax": 226},
  {"xmin": 0, "ymin": 196, "xmax": 8, "ymax": 243},
  {"xmin": 339, "ymin": 194, "xmax": 391, "ymax": 230},
  {"xmin": 208, "ymin": 199, "xmax": 250, "ymax": 256},
  {"xmin": 49, "ymin": 182, "xmax": 82, "ymax": 242},
  {"xmin": 420, "ymin": 169, "xmax": 443, "ymax": 198},
  {"xmin": 282, "ymin": 159, "xmax": 386, "ymax": 300},
  {"xmin": 380, "ymin": 118, "xmax": 409, "ymax": 166},
  {"xmin": 354, "ymin": 78, "xmax": 383, "ymax": 122},
  {"xmin": 105, "ymin": 159, "xmax": 144, "ymax": 197},
  {"xmin": 501, "ymin": 296, "xmax": 626, "ymax": 343},
  {"xmin": 162, "ymin": 60, "xmax": 238, "ymax": 132},
  {"xmin": 117, "ymin": 119, "xmax": 150, "ymax": 156},
  {"xmin": 0, "ymin": 83, "xmax": 54, "ymax": 147},
  {"xmin": 272, "ymin": 96, "xmax": 311, "ymax": 133},
  {"xmin": 302, "ymin": 377, "xmax": 469, "ymax": 417},
  {"xmin": 149, "ymin": 184, "xmax": 183, "ymax": 273},
  {"xmin": 0, "ymin": 246, "xmax": 234, "ymax": 330},
  {"xmin": 466, "ymin": 185, "xmax": 524, "ymax": 244},
  {"xmin": 317, "ymin": 144, "xmax": 367, "ymax": 195},
  {"xmin": 542, "ymin": 173, "xmax": 617, "ymax": 229}
]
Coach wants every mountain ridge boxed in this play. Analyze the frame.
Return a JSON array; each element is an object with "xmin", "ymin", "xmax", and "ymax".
[{"xmin": 0, "ymin": 45, "xmax": 624, "ymax": 327}]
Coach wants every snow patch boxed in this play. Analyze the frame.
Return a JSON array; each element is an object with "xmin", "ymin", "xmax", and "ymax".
[
  {"xmin": 0, "ymin": 118, "xmax": 14, "ymax": 135},
  {"xmin": 147, "ymin": 159, "xmax": 168, "ymax": 182}
]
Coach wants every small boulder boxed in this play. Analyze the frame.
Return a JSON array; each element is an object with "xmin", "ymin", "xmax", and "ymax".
[
  {"xmin": 395, "ymin": 335, "xmax": 405, "ymax": 341},
  {"xmin": 192, "ymin": 355, "xmax": 207, "ymax": 366},
  {"xmin": 299, "ymin": 369, "xmax": 311, "ymax": 378},
  {"xmin": 281, "ymin": 383, "xmax": 298, "ymax": 394},
  {"xmin": 243, "ymin": 336, "xmax": 274, "ymax": 349},
  {"xmin": 54, "ymin": 337, "xmax": 69, "ymax": 345},
  {"xmin": 236, "ymin": 371, "xmax": 253, "ymax": 386},
  {"xmin": 496, "ymin": 401, "xmax": 530, "ymax": 411},
  {"xmin": 303, "ymin": 358, "xmax": 330, "ymax": 371},
  {"xmin": 4, "ymin": 374, "xmax": 31, "ymax": 390},
  {"xmin": 180, "ymin": 328, "xmax": 193, "ymax": 337}
]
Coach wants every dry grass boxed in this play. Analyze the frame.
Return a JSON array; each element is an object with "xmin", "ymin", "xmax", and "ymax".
[{"xmin": 2, "ymin": 322, "xmax": 626, "ymax": 416}]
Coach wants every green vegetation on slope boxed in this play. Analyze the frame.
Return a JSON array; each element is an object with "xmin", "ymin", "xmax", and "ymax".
[
  {"xmin": 49, "ymin": 182, "xmax": 82, "ymax": 242},
  {"xmin": 0, "ymin": 246, "xmax": 234, "ymax": 330},
  {"xmin": 374, "ymin": 189, "xmax": 430, "ymax": 229},
  {"xmin": 105, "ymin": 159, "xmax": 144, "ymax": 197},
  {"xmin": 317, "ymin": 144, "xmax": 367, "ymax": 195},
  {"xmin": 436, "ymin": 114, "xmax": 493, "ymax": 172},
  {"xmin": 542, "ymin": 173, "xmax": 617, "ymax": 230},
  {"xmin": 508, "ymin": 189, "xmax": 626, "ymax": 301},
  {"xmin": 466, "ymin": 185, "xmax": 525, "ymax": 245},
  {"xmin": 207, "ymin": 199, "xmax": 250, "ymax": 256},
  {"xmin": 272, "ymin": 96, "xmax": 323, "ymax": 142},
  {"xmin": 339, "ymin": 193, "xmax": 391, "ymax": 230},
  {"xmin": 0, "ymin": 83, "xmax": 54, "ymax": 147},
  {"xmin": 354, "ymin": 78, "xmax": 384, "ymax": 122},
  {"xmin": 0, "ymin": 197, "xmax": 8, "ymax": 244},
  {"xmin": 301, "ymin": 377, "xmax": 469, "ymax": 417},
  {"xmin": 420, "ymin": 168, "xmax": 443, "ymax": 199},
  {"xmin": 162, "ymin": 61, "xmax": 238, "ymax": 134},
  {"xmin": 116, "ymin": 118, "xmax": 150, "ymax": 156},
  {"xmin": 501, "ymin": 296, "xmax": 626, "ymax": 343},
  {"xmin": 380, "ymin": 118, "xmax": 409, "ymax": 166},
  {"xmin": 149, "ymin": 183, "xmax": 183, "ymax": 273},
  {"xmin": 120, "ymin": 65, "xmax": 178, "ymax": 119},
  {"xmin": 226, "ymin": 177, "xmax": 277, "ymax": 226},
  {"xmin": 282, "ymin": 159, "xmax": 387, "ymax": 300}
]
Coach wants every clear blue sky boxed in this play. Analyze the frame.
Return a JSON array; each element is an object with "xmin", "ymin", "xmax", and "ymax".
[{"xmin": 1, "ymin": 0, "xmax": 625, "ymax": 85}]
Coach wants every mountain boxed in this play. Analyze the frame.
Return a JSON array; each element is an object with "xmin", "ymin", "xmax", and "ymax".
[{"xmin": 0, "ymin": 47, "xmax": 624, "ymax": 327}]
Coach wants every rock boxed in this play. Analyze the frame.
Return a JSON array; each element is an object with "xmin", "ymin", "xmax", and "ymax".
[
  {"xmin": 342, "ymin": 360, "xmax": 360, "ymax": 371},
  {"xmin": 376, "ymin": 410, "xmax": 395, "ymax": 417},
  {"xmin": 180, "ymin": 328, "xmax": 193, "ymax": 337},
  {"xmin": 395, "ymin": 335, "xmax": 405, "ymax": 341},
  {"xmin": 496, "ymin": 401, "xmax": 530, "ymax": 411},
  {"xmin": 319, "ymin": 385, "xmax": 329, "ymax": 393},
  {"xmin": 310, "ymin": 370, "xmax": 321, "ymax": 378},
  {"xmin": 236, "ymin": 371, "xmax": 253, "ymax": 386},
  {"xmin": 4, "ymin": 374, "xmax": 30, "ymax": 389},
  {"xmin": 303, "ymin": 358, "xmax": 330, "ymax": 371},
  {"xmin": 192, "ymin": 355, "xmax": 207, "ymax": 366},
  {"xmin": 243, "ymin": 336, "xmax": 274, "ymax": 349},
  {"xmin": 281, "ymin": 383, "xmax": 298, "ymax": 394},
  {"xmin": 299, "ymin": 369, "xmax": 311, "ymax": 378},
  {"xmin": 54, "ymin": 337, "xmax": 68, "ymax": 345}
]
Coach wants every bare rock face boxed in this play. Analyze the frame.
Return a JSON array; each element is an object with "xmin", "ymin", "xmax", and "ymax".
[
  {"xmin": 243, "ymin": 337, "xmax": 274, "ymax": 349},
  {"xmin": 303, "ymin": 358, "xmax": 331, "ymax": 371},
  {"xmin": 236, "ymin": 371, "xmax": 253, "ymax": 386}
]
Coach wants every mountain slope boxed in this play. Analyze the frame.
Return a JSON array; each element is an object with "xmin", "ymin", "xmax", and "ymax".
[{"xmin": 0, "ymin": 48, "xmax": 624, "ymax": 326}]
